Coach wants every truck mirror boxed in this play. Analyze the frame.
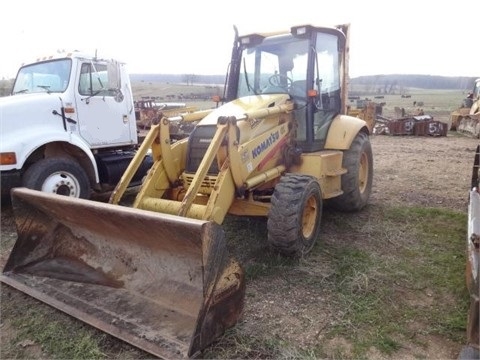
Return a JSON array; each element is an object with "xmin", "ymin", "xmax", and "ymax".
[{"xmin": 107, "ymin": 61, "xmax": 121, "ymax": 90}]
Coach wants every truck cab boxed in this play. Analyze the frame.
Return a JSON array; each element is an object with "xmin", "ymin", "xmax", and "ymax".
[{"xmin": 0, "ymin": 51, "xmax": 150, "ymax": 199}]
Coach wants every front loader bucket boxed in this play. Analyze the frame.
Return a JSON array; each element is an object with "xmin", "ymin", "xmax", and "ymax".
[{"xmin": 1, "ymin": 188, "xmax": 245, "ymax": 359}]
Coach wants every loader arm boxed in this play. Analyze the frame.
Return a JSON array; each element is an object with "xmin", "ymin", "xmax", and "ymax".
[
  {"xmin": 178, "ymin": 121, "xmax": 228, "ymax": 217},
  {"xmin": 109, "ymin": 122, "xmax": 161, "ymax": 205},
  {"xmin": 110, "ymin": 109, "xmax": 213, "ymax": 205},
  {"xmin": 132, "ymin": 101, "xmax": 294, "ymax": 225}
]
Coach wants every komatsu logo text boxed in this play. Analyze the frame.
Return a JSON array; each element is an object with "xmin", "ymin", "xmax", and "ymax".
[{"xmin": 252, "ymin": 131, "xmax": 280, "ymax": 159}]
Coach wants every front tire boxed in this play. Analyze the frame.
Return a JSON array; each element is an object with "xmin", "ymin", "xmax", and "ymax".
[
  {"xmin": 267, "ymin": 174, "xmax": 322, "ymax": 257},
  {"xmin": 22, "ymin": 157, "xmax": 90, "ymax": 199},
  {"xmin": 329, "ymin": 131, "xmax": 373, "ymax": 212}
]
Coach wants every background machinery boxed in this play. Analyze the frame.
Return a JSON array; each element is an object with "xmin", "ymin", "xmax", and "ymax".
[
  {"xmin": 450, "ymin": 78, "xmax": 480, "ymax": 137},
  {"xmin": 1, "ymin": 24, "xmax": 373, "ymax": 358},
  {"xmin": 460, "ymin": 145, "xmax": 480, "ymax": 359}
]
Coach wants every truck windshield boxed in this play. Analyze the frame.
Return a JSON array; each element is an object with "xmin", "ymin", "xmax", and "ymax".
[
  {"xmin": 237, "ymin": 36, "xmax": 309, "ymax": 100},
  {"xmin": 12, "ymin": 59, "xmax": 71, "ymax": 95}
]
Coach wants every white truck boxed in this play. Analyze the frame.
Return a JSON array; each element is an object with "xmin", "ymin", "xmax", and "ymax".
[{"xmin": 0, "ymin": 51, "xmax": 153, "ymax": 199}]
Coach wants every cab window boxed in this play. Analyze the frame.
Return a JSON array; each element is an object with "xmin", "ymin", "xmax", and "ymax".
[
  {"xmin": 78, "ymin": 62, "xmax": 115, "ymax": 96},
  {"xmin": 313, "ymin": 32, "xmax": 342, "ymax": 142}
]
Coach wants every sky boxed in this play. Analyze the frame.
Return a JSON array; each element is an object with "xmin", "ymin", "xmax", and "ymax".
[{"xmin": 0, "ymin": 0, "xmax": 478, "ymax": 80}]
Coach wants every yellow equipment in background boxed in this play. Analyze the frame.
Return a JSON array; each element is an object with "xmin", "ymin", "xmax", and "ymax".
[{"xmin": 451, "ymin": 78, "xmax": 480, "ymax": 137}]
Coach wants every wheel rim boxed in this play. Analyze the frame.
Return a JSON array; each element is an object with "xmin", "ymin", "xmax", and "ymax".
[
  {"xmin": 41, "ymin": 171, "xmax": 81, "ymax": 197},
  {"xmin": 302, "ymin": 194, "xmax": 318, "ymax": 239},
  {"xmin": 358, "ymin": 151, "xmax": 369, "ymax": 193}
]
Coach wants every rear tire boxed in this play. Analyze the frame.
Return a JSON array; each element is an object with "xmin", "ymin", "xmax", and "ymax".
[
  {"xmin": 22, "ymin": 157, "xmax": 90, "ymax": 199},
  {"xmin": 267, "ymin": 174, "xmax": 322, "ymax": 257},
  {"xmin": 329, "ymin": 131, "xmax": 373, "ymax": 212}
]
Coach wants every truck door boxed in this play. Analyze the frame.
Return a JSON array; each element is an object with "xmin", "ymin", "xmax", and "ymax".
[{"xmin": 75, "ymin": 61, "xmax": 135, "ymax": 148}]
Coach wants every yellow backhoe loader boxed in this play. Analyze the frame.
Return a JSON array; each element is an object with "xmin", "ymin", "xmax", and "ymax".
[
  {"xmin": 450, "ymin": 78, "xmax": 480, "ymax": 137},
  {"xmin": 1, "ymin": 24, "xmax": 373, "ymax": 358}
]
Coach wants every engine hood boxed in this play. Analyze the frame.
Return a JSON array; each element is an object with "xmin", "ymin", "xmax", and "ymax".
[
  {"xmin": 198, "ymin": 94, "xmax": 291, "ymax": 126},
  {"xmin": 0, "ymin": 93, "xmax": 67, "ymax": 132}
]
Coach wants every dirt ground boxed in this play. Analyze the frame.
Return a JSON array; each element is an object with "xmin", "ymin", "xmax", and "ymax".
[
  {"xmin": 1, "ymin": 131, "xmax": 479, "ymax": 359},
  {"xmin": 370, "ymin": 133, "xmax": 478, "ymax": 211},
  {"xmin": 227, "ymin": 132, "xmax": 479, "ymax": 360}
]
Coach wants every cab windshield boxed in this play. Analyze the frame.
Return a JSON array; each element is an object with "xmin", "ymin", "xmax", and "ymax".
[
  {"xmin": 236, "ymin": 30, "xmax": 343, "ymax": 149},
  {"xmin": 237, "ymin": 35, "xmax": 309, "ymax": 101},
  {"xmin": 12, "ymin": 59, "xmax": 71, "ymax": 95}
]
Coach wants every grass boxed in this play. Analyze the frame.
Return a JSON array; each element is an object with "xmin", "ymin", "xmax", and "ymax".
[
  {"xmin": 1, "ymin": 293, "xmax": 106, "ymax": 359},
  {"xmin": 0, "ymin": 189, "xmax": 469, "ymax": 359},
  {"xmin": 222, "ymin": 215, "xmax": 301, "ymax": 280},
  {"xmin": 204, "ymin": 204, "xmax": 469, "ymax": 359},
  {"xmin": 0, "ymin": 285, "xmax": 152, "ymax": 359},
  {"xmin": 320, "ymin": 205, "xmax": 468, "ymax": 356}
]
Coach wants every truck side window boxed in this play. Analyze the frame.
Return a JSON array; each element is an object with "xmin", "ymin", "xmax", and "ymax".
[{"xmin": 78, "ymin": 63, "xmax": 115, "ymax": 97}]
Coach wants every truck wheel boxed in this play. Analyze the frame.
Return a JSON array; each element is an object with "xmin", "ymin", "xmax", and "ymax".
[
  {"xmin": 22, "ymin": 157, "xmax": 90, "ymax": 199},
  {"xmin": 267, "ymin": 174, "xmax": 322, "ymax": 257},
  {"xmin": 329, "ymin": 131, "xmax": 373, "ymax": 212}
]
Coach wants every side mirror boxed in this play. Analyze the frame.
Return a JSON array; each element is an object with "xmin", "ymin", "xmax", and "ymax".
[{"xmin": 107, "ymin": 61, "xmax": 121, "ymax": 90}]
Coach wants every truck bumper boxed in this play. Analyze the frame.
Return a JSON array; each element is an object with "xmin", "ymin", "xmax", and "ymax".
[{"xmin": 1, "ymin": 170, "xmax": 21, "ymax": 198}]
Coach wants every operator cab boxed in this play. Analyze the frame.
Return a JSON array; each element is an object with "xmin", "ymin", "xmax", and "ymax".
[{"xmin": 226, "ymin": 25, "xmax": 346, "ymax": 152}]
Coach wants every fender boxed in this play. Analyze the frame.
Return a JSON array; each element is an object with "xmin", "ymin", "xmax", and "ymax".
[
  {"xmin": 325, "ymin": 114, "xmax": 370, "ymax": 150},
  {"xmin": 0, "ymin": 93, "xmax": 100, "ymax": 182},
  {"xmin": 1, "ymin": 126, "xmax": 100, "ymax": 183}
]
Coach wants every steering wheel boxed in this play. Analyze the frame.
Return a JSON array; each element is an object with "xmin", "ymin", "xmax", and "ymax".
[{"xmin": 268, "ymin": 74, "xmax": 293, "ymax": 88}]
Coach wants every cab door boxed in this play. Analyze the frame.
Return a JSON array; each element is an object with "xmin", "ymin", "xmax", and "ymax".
[{"xmin": 75, "ymin": 61, "xmax": 135, "ymax": 148}]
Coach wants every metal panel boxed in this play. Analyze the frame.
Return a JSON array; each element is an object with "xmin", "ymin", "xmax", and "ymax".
[{"xmin": 413, "ymin": 120, "xmax": 448, "ymax": 136}]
